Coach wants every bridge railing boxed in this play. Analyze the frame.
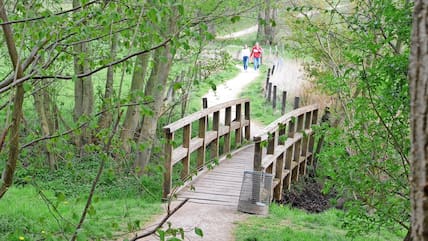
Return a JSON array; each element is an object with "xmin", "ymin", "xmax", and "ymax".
[
  {"xmin": 162, "ymin": 98, "xmax": 251, "ymax": 199},
  {"xmin": 253, "ymin": 104, "xmax": 319, "ymax": 201}
]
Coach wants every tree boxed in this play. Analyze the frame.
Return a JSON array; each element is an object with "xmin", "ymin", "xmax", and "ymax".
[
  {"xmin": 0, "ymin": 0, "xmax": 25, "ymax": 198},
  {"xmin": 409, "ymin": 0, "xmax": 428, "ymax": 239},
  {"xmin": 283, "ymin": 0, "xmax": 413, "ymax": 238}
]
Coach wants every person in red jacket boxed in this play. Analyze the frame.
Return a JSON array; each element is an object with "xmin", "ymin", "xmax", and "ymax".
[{"xmin": 250, "ymin": 42, "xmax": 263, "ymax": 71}]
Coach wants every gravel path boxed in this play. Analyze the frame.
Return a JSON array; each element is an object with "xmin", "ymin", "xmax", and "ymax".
[
  {"xmin": 215, "ymin": 25, "xmax": 258, "ymax": 40},
  {"xmin": 203, "ymin": 65, "xmax": 264, "ymax": 136}
]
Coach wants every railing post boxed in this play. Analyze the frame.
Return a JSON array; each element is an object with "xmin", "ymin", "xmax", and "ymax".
[
  {"xmin": 281, "ymin": 91, "xmax": 287, "ymax": 115},
  {"xmin": 267, "ymin": 83, "xmax": 272, "ymax": 102},
  {"xmin": 235, "ymin": 103, "xmax": 242, "ymax": 145},
  {"xmin": 211, "ymin": 111, "xmax": 220, "ymax": 160},
  {"xmin": 181, "ymin": 124, "xmax": 191, "ymax": 180},
  {"xmin": 271, "ymin": 65, "xmax": 275, "ymax": 75},
  {"xmin": 224, "ymin": 107, "xmax": 232, "ymax": 153},
  {"xmin": 308, "ymin": 108, "xmax": 319, "ymax": 165},
  {"xmin": 253, "ymin": 138, "xmax": 263, "ymax": 203},
  {"xmin": 244, "ymin": 101, "xmax": 251, "ymax": 140},
  {"xmin": 197, "ymin": 116, "xmax": 206, "ymax": 169},
  {"xmin": 253, "ymin": 137, "xmax": 262, "ymax": 171},
  {"xmin": 293, "ymin": 96, "xmax": 300, "ymax": 109},
  {"xmin": 163, "ymin": 130, "xmax": 174, "ymax": 200},
  {"xmin": 272, "ymin": 85, "xmax": 277, "ymax": 109}
]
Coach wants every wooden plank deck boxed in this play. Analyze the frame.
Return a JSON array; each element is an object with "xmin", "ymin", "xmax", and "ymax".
[{"xmin": 177, "ymin": 145, "xmax": 254, "ymax": 206}]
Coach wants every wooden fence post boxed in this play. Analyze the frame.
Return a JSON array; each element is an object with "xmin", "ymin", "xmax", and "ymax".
[
  {"xmin": 163, "ymin": 130, "xmax": 174, "ymax": 199},
  {"xmin": 268, "ymin": 83, "xmax": 272, "ymax": 102},
  {"xmin": 271, "ymin": 65, "xmax": 276, "ymax": 75},
  {"xmin": 265, "ymin": 69, "xmax": 271, "ymax": 98},
  {"xmin": 202, "ymin": 97, "xmax": 207, "ymax": 109},
  {"xmin": 272, "ymin": 85, "xmax": 277, "ymax": 109},
  {"xmin": 281, "ymin": 91, "xmax": 287, "ymax": 115},
  {"xmin": 202, "ymin": 97, "xmax": 208, "ymax": 129},
  {"xmin": 293, "ymin": 96, "xmax": 300, "ymax": 109}
]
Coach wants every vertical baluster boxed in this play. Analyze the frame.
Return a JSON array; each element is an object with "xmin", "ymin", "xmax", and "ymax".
[
  {"xmin": 181, "ymin": 124, "xmax": 191, "ymax": 180},
  {"xmin": 197, "ymin": 116, "xmax": 206, "ymax": 170},
  {"xmin": 245, "ymin": 101, "xmax": 251, "ymax": 140},
  {"xmin": 211, "ymin": 111, "xmax": 220, "ymax": 160},
  {"xmin": 235, "ymin": 103, "xmax": 242, "ymax": 145},
  {"xmin": 224, "ymin": 106, "xmax": 232, "ymax": 153}
]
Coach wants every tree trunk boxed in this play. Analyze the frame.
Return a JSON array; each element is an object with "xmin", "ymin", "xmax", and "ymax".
[
  {"xmin": 120, "ymin": 52, "xmax": 150, "ymax": 153},
  {"xmin": 409, "ymin": 1, "xmax": 428, "ymax": 240},
  {"xmin": 264, "ymin": 0, "xmax": 271, "ymax": 45},
  {"xmin": 98, "ymin": 33, "xmax": 118, "ymax": 130},
  {"xmin": 33, "ymin": 84, "xmax": 56, "ymax": 170},
  {"xmin": 73, "ymin": 0, "xmax": 94, "ymax": 152},
  {"xmin": 135, "ymin": 45, "xmax": 174, "ymax": 173},
  {"xmin": 257, "ymin": 10, "xmax": 264, "ymax": 41},
  {"xmin": 0, "ymin": 0, "xmax": 25, "ymax": 199}
]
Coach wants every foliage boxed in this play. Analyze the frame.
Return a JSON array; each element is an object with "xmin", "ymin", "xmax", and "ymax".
[
  {"xmin": 0, "ymin": 186, "xmax": 161, "ymax": 240},
  {"xmin": 234, "ymin": 204, "xmax": 404, "ymax": 241},
  {"xmin": 282, "ymin": 0, "xmax": 413, "ymax": 237}
]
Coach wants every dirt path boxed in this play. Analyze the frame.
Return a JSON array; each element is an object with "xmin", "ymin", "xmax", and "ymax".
[
  {"xmin": 215, "ymin": 25, "xmax": 258, "ymax": 40},
  {"xmin": 203, "ymin": 65, "xmax": 264, "ymax": 136}
]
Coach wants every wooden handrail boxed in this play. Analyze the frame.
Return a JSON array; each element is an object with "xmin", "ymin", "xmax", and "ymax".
[
  {"xmin": 253, "ymin": 104, "xmax": 320, "ymax": 201},
  {"xmin": 162, "ymin": 98, "xmax": 251, "ymax": 199}
]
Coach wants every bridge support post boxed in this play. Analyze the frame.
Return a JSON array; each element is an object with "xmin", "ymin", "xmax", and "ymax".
[
  {"xmin": 253, "ymin": 138, "xmax": 263, "ymax": 203},
  {"xmin": 267, "ymin": 83, "xmax": 272, "ymax": 102}
]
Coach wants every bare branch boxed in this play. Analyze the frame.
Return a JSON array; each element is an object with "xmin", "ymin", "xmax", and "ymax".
[{"xmin": 0, "ymin": 0, "xmax": 102, "ymax": 26}]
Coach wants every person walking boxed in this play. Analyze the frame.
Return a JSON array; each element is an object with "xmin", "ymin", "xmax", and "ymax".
[
  {"xmin": 241, "ymin": 44, "xmax": 250, "ymax": 71},
  {"xmin": 250, "ymin": 42, "xmax": 263, "ymax": 71}
]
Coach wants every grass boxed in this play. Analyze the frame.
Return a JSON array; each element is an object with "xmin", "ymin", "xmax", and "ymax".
[
  {"xmin": 188, "ymin": 62, "xmax": 241, "ymax": 113},
  {"xmin": 239, "ymin": 65, "xmax": 293, "ymax": 125},
  {"xmin": 0, "ymin": 186, "xmax": 161, "ymax": 241},
  {"xmin": 234, "ymin": 204, "xmax": 404, "ymax": 241}
]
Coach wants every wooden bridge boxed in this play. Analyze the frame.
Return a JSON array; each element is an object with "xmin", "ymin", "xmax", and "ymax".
[{"xmin": 162, "ymin": 98, "xmax": 320, "ymax": 207}]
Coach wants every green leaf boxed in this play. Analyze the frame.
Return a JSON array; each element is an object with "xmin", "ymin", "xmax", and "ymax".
[
  {"xmin": 88, "ymin": 205, "xmax": 96, "ymax": 216},
  {"xmin": 194, "ymin": 227, "xmax": 203, "ymax": 237},
  {"xmin": 158, "ymin": 229, "xmax": 165, "ymax": 241},
  {"xmin": 230, "ymin": 15, "xmax": 240, "ymax": 23}
]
